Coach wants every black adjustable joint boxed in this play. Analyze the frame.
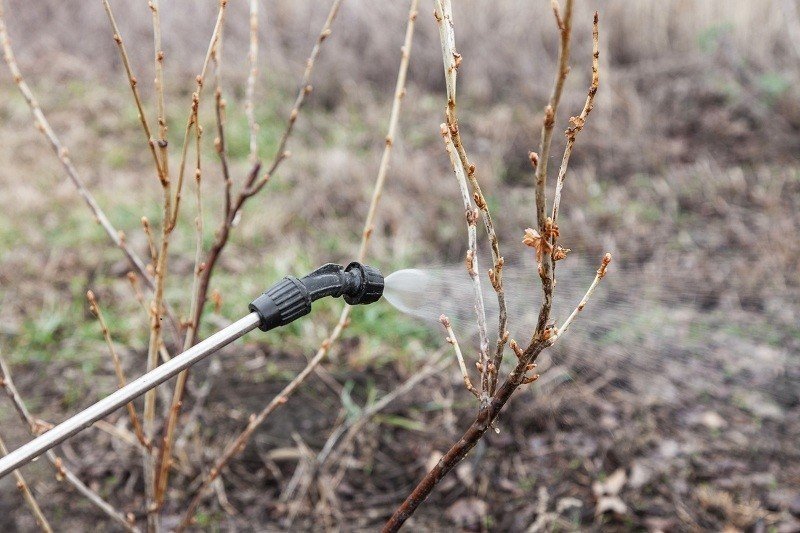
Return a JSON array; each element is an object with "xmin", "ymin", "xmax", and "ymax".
[{"xmin": 249, "ymin": 262, "xmax": 384, "ymax": 331}]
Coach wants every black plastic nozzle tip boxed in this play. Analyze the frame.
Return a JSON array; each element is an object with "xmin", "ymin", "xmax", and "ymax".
[
  {"xmin": 343, "ymin": 262, "xmax": 384, "ymax": 305},
  {"xmin": 249, "ymin": 262, "xmax": 384, "ymax": 331}
]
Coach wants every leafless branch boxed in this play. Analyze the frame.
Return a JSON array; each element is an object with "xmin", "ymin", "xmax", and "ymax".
[
  {"xmin": 100, "ymin": 0, "xmax": 165, "ymax": 181},
  {"xmin": 549, "ymin": 253, "xmax": 611, "ymax": 344},
  {"xmin": 440, "ymin": 123, "xmax": 490, "ymax": 400},
  {"xmin": 434, "ymin": 0, "xmax": 507, "ymax": 396},
  {"xmin": 86, "ymin": 290, "xmax": 149, "ymax": 451},
  {"xmin": 551, "ymin": 12, "xmax": 600, "ymax": 226},
  {"xmin": 439, "ymin": 315, "xmax": 479, "ymax": 398},
  {"xmin": 244, "ymin": 0, "xmax": 343, "ymax": 198},
  {"xmin": 151, "ymin": 1, "xmax": 228, "ymax": 510},
  {"xmin": 149, "ymin": 0, "xmax": 169, "ymax": 178},
  {"xmin": 533, "ymin": 0, "xmax": 574, "ymax": 337},
  {"xmin": 246, "ymin": 0, "xmax": 260, "ymax": 163}
]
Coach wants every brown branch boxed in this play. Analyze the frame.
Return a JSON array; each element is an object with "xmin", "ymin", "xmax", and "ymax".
[
  {"xmin": 439, "ymin": 315, "xmax": 479, "ymax": 398},
  {"xmin": 383, "ymin": 254, "xmax": 610, "ymax": 531},
  {"xmin": 534, "ymin": 0, "xmax": 573, "ymax": 230},
  {"xmin": 151, "ymin": 1, "xmax": 227, "ymax": 510},
  {"xmin": 212, "ymin": 47, "xmax": 233, "ymax": 223},
  {"xmin": 100, "ymin": 0, "xmax": 165, "ymax": 182},
  {"xmin": 176, "ymin": 1, "xmax": 418, "ymax": 527},
  {"xmin": 149, "ymin": 0, "xmax": 169, "ymax": 180},
  {"xmin": 246, "ymin": 0, "xmax": 260, "ymax": 163},
  {"xmin": 87, "ymin": 291, "xmax": 149, "ymax": 451},
  {"xmin": 434, "ymin": 0, "xmax": 507, "ymax": 396},
  {"xmin": 534, "ymin": 0, "xmax": 574, "ymax": 337},
  {"xmin": 243, "ymin": 0, "xmax": 343, "ymax": 198},
  {"xmin": 0, "ymin": 354, "xmax": 139, "ymax": 532},
  {"xmin": 551, "ymin": 12, "xmax": 599, "ymax": 226},
  {"xmin": 440, "ymin": 123, "xmax": 490, "ymax": 401},
  {"xmin": 0, "ymin": 433, "xmax": 52, "ymax": 532}
]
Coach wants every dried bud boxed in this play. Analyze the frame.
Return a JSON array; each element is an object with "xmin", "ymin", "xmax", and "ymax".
[
  {"xmin": 473, "ymin": 191, "xmax": 486, "ymax": 210},
  {"xmin": 528, "ymin": 151, "xmax": 539, "ymax": 170},
  {"xmin": 439, "ymin": 315, "xmax": 451, "ymax": 328},
  {"xmin": 598, "ymin": 252, "xmax": 612, "ymax": 278},
  {"xmin": 553, "ymin": 245, "xmax": 571, "ymax": 261},
  {"xmin": 522, "ymin": 373, "xmax": 540, "ymax": 385},
  {"xmin": 509, "ymin": 339, "xmax": 524, "ymax": 359}
]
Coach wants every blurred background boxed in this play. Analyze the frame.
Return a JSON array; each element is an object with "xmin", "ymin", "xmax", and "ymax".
[{"xmin": 0, "ymin": 0, "xmax": 798, "ymax": 530}]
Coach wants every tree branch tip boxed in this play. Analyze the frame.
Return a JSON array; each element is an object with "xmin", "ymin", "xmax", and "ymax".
[
  {"xmin": 528, "ymin": 151, "xmax": 539, "ymax": 170},
  {"xmin": 598, "ymin": 252, "xmax": 612, "ymax": 278}
]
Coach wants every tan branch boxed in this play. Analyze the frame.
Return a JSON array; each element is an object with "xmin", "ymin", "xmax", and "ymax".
[
  {"xmin": 548, "ymin": 253, "xmax": 611, "ymax": 345},
  {"xmin": 244, "ymin": 0, "xmax": 343, "ymax": 197},
  {"xmin": 149, "ymin": 0, "xmax": 169, "ymax": 179},
  {"xmin": 551, "ymin": 12, "xmax": 599, "ymax": 226},
  {"xmin": 440, "ymin": 123, "xmax": 490, "ymax": 401},
  {"xmin": 246, "ymin": 0, "xmax": 260, "ymax": 163},
  {"xmin": 534, "ymin": 0, "xmax": 574, "ymax": 337},
  {"xmin": 86, "ymin": 291, "xmax": 149, "ymax": 451},
  {"xmin": 100, "ymin": 0, "xmax": 165, "ymax": 182},
  {"xmin": 534, "ymin": 0, "xmax": 573, "ymax": 230},
  {"xmin": 439, "ymin": 315, "xmax": 479, "ymax": 398},
  {"xmin": 151, "ymin": 1, "xmax": 228, "ymax": 510},
  {"xmin": 434, "ymin": 0, "xmax": 507, "ymax": 395}
]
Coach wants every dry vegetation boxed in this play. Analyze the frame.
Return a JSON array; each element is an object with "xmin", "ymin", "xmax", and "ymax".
[{"xmin": 0, "ymin": 0, "xmax": 799, "ymax": 531}]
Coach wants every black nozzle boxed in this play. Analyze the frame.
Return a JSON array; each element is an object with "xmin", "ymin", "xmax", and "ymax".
[{"xmin": 248, "ymin": 262, "xmax": 384, "ymax": 331}]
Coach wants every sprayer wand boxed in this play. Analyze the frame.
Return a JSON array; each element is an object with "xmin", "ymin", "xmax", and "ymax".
[{"xmin": 0, "ymin": 262, "xmax": 383, "ymax": 479}]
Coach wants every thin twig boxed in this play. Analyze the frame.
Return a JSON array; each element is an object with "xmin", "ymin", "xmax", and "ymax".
[
  {"xmin": 151, "ymin": 1, "xmax": 228, "ymax": 509},
  {"xmin": 548, "ymin": 253, "xmax": 611, "ymax": 344},
  {"xmin": 434, "ymin": 0, "xmax": 507, "ymax": 396},
  {"xmin": 439, "ymin": 315, "xmax": 479, "ymax": 398},
  {"xmin": 177, "ymin": 2, "xmax": 418, "ymax": 526},
  {"xmin": 551, "ymin": 12, "xmax": 600, "ymax": 226},
  {"xmin": 246, "ymin": 0, "xmax": 260, "ymax": 163},
  {"xmin": 213, "ymin": 43, "xmax": 233, "ymax": 223},
  {"xmin": 100, "ymin": 0, "xmax": 165, "ymax": 181},
  {"xmin": 534, "ymin": 0, "xmax": 573, "ymax": 230},
  {"xmin": 440, "ymin": 123, "xmax": 490, "ymax": 401},
  {"xmin": 534, "ymin": 0, "xmax": 574, "ymax": 337},
  {"xmin": 0, "ymin": 433, "xmax": 53, "ymax": 532},
  {"xmin": 0, "ymin": 354, "xmax": 139, "ymax": 532},
  {"xmin": 149, "ymin": 0, "xmax": 169, "ymax": 180},
  {"xmin": 170, "ymin": 1, "xmax": 227, "ymax": 231},
  {"xmin": 244, "ymin": 0, "xmax": 343, "ymax": 198},
  {"xmin": 86, "ymin": 290, "xmax": 149, "ymax": 451}
]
